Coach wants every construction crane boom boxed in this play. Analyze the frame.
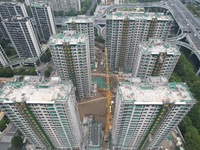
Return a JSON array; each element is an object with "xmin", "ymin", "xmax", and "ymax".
[{"xmin": 105, "ymin": 48, "xmax": 111, "ymax": 141}]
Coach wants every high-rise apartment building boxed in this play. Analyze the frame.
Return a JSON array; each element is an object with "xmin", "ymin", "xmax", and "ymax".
[
  {"xmin": 0, "ymin": 76, "xmax": 83, "ymax": 149},
  {"xmin": 0, "ymin": 45, "xmax": 9, "ymax": 67},
  {"xmin": 31, "ymin": 2, "xmax": 56, "ymax": 42},
  {"xmin": 106, "ymin": 11, "xmax": 173, "ymax": 72},
  {"xmin": 132, "ymin": 39, "xmax": 180, "ymax": 79},
  {"xmin": 0, "ymin": 2, "xmax": 28, "ymax": 19},
  {"xmin": 112, "ymin": 77, "xmax": 196, "ymax": 150},
  {"xmin": 62, "ymin": 15, "xmax": 95, "ymax": 64},
  {"xmin": 48, "ymin": 31, "xmax": 92, "ymax": 98},
  {"xmin": 0, "ymin": 2, "xmax": 28, "ymax": 39},
  {"xmin": 3, "ymin": 16, "xmax": 41, "ymax": 58},
  {"xmin": 30, "ymin": 0, "xmax": 81, "ymax": 12}
]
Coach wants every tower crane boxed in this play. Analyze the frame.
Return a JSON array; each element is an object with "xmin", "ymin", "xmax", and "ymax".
[{"xmin": 104, "ymin": 47, "xmax": 112, "ymax": 142}]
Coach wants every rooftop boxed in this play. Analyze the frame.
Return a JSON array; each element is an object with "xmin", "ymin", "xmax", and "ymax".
[
  {"xmin": 62, "ymin": 15, "xmax": 93, "ymax": 25},
  {"xmin": 88, "ymin": 123, "xmax": 102, "ymax": 148},
  {"xmin": 3, "ymin": 16, "xmax": 30, "ymax": 22},
  {"xmin": 139, "ymin": 39, "xmax": 181, "ymax": 55},
  {"xmin": 31, "ymin": 2, "xmax": 50, "ymax": 8},
  {"xmin": 0, "ymin": 77, "xmax": 73, "ymax": 103},
  {"xmin": 48, "ymin": 31, "xmax": 87, "ymax": 45},
  {"xmin": 118, "ymin": 81, "xmax": 195, "ymax": 104},
  {"xmin": 107, "ymin": 11, "xmax": 173, "ymax": 21},
  {"xmin": 0, "ymin": 2, "xmax": 23, "ymax": 6}
]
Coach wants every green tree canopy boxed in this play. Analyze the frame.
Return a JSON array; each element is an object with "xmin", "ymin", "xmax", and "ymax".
[
  {"xmin": 0, "ymin": 118, "xmax": 9, "ymax": 132},
  {"xmin": 11, "ymin": 136, "xmax": 23, "ymax": 150},
  {"xmin": 44, "ymin": 70, "xmax": 51, "ymax": 78}
]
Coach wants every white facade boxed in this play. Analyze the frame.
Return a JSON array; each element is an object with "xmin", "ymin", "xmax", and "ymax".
[
  {"xmin": 48, "ymin": 31, "xmax": 92, "ymax": 98},
  {"xmin": 106, "ymin": 11, "xmax": 173, "ymax": 72},
  {"xmin": 30, "ymin": 0, "xmax": 81, "ymax": 12},
  {"xmin": 0, "ymin": 45, "xmax": 9, "ymax": 67},
  {"xmin": 3, "ymin": 17, "xmax": 41, "ymax": 58},
  {"xmin": 31, "ymin": 2, "xmax": 56, "ymax": 42},
  {"xmin": 62, "ymin": 15, "xmax": 95, "ymax": 64},
  {"xmin": 0, "ymin": 77, "xmax": 82, "ymax": 149},
  {"xmin": 132, "ymin": 39, "xmax": 181, "ymax": 79},
  {"xmin": 112, "ymin": 78, "xmax": 196, "ymax": 149}
]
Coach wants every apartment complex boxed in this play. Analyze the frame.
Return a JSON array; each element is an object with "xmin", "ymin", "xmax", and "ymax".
[
  {"xmin": 0, "ymin": 45, "xmax": 9, "ymax": 67},
  {"xmin": 0, "ymin": 76, "xmax": 82, "ymax": 149},
  {"xmin": 31, "ymin": 2, "xmax": 56, "ymax": 42},
  {"xmin": 62, "ymin": 15, "xmax": 95, "ymax": 64},
  {"xmin": 112, "ymin": 77, "xmax": 196, "ymax": 150},
  {"xmin": 132, "ymin": 39, "xmax": 180, "ymax": 79},
  {"xmin": 30, "ymin": 0, "xmax": 81, "ymax": 12},
  {"xmin": 106, "ymin": 11, "xmax": 173, "ymax": 72},
  {"xmin": 48, "ymin": 31, "xmax": 92, "ymax": 98},
  {"xmin": 0, "ymin": 2, "xmax": 28, "ymax": 39},
  {"xmin": 3, "ymin": 16, "xmax": 41, "ymax": 58}
]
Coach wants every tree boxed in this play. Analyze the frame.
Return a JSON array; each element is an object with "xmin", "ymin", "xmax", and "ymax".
[
  {"xmin": 44, "ymin": 70, "xmax": 51, "ymax": 78},
  {"xmin": 0, "ymin": 68, "xmax": 14, "ymax": 77},
  {"xmin": 11, "ymin": 136, "xmax": 23, "ymax": 150},
  {"xmin": 179, "ymin": 115, "xmax": 192, "ymax": 134},
  {"xmin": 184, "ymin": 126, "xmax": 200, "ymax": 150},
  {"xmin": 47, "ymin": 66, "xmax": 53, "ymax": 72},
  {"xmin": 0, "ymin": 118, "xmax": 9, "ymax": 132},
  {"xmin": 188, "ymin": 104, "xmax": 200, "ymax": 133}
]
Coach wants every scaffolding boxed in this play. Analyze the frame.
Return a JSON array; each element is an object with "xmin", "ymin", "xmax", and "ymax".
[
  {"xmin": 139, "ymin": 102, "xmax": 174, "ymax": 150},
  {"xmin": 147, "ymin": 18, "xmax": 157, "ymax": 39},
  {"xmin": 119, "ymin": 17, "xmax": 129, "ymax": 70},
  {"xmin": 63, "ymin": 43, "xmax": 78, "ymax": 97},
  {"xmin": 152, "ymin": 52, "xmax": 167, "ymax": 76},
  {"xmin": 16, "ymin": 102, "xmax": 54, "ymax": 149},
  {"xmin": 72, "ymin": 21, "xmax": 77, "ymax": 31}
]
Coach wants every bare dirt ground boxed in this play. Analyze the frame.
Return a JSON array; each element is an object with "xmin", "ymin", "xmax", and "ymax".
[
  {"xmin": 78, "ymin": 75, "xmax": 118, "ymax": 130},
  {"xmin": 78, "ymin": 92, "xmax": 107, "ymax": 129}
]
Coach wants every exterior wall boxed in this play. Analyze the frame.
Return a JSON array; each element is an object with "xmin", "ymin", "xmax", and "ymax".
[
  {"xmin": 0, "ymin": 2, "xmax": 28, "ymax": 39},
  {"xmin": 106, "ymin": 12, "xmax": 173, "ymax": 72},
  {"xmin": 62, "ymin": 17, "xmax": 95, "ymax": 64},
  {"xmin": 132, "ymin": 40, "xmax": 180, "ymax": 79},
  {"xmin": 0, "ymin": 80, "xmax": 82, "ymax": 149},
  {"xmin": 112, "ymin": 81, "xmax": 195, "ymax": 150},
  {"xmin": 0, "ymin": 45, "xmax": 9, "ymax": 67},
  {"xmin": 0, "ymin": 103, "xmax": 45, "ymax": 149},
  {"xmin": 31, "ymin": 3, "xmax": 56, "ymax": 42},
  {"xmin": 49, "ymin": 32, "xmax": 92, "ymax": 98},
  {"xmin": 3, "ymin": 17, "xmax": 41, "ymax": 58},
  {"xmin": 30, "ymin": 0, "xmax": 81, "ymax": 12}
]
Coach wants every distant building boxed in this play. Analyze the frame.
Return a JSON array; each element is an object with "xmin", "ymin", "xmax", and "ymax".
[
  {"xmin": 132, "ymin": 39, "xmax": 181, "ymax": 79},
  {"xmin": 0, "ymin": 2, "xmax": 28, "ymax": 39},
  {"xmin": 106, "ymin": 11, "xmax": 173, "ymax": 72},
  {"xmin": 3, "ymin": 16, "xmax": 41, "ymax": 58},
  {"xmin": 30, "ymin": 0, "xmax": 81, "ymax": 12},
  {"xmin": 112, "ymin": 77, "xmax": 196, "ymax": 149},
  {"xmin": 0, "ymin": 77, "xmax": 83, "ymax": 149},
  {"xmin": 0, "ymin": 45, "xmax": 9, "ymax": 67},
  {"xmin": 88, "ymin": 123, "xmax": 102, "ymax": 150},
  {"xmin": 62, "ymin": 15, "xmax": 95, "ymax": 64},
  {"xmin": 31, "ymin": 2, "xmax": 56, "ymax": 42},
  {"xmin": 48, "ymin": 31, "xmax": 92, "ymax": 98},
  {"xmin": 0, "ymin": 2, "xmax": 28, "ymax": 19}
]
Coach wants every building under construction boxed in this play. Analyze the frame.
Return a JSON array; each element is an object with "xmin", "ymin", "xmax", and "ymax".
[
  {"xmin": 0, "ymin": 76, "xmax": 83, "ymax": 149},
  {"xmin": 105, "ymin": 11, "xmax": 173, "ymax": 72},
  {"xmin": 48, "ymin": 31, "xmax": 92, "ymax": 98},
  {"xmin": 62, "ymin": 16, "xmax": 95, "ymax": 64},
  {"xmin": 112, "ymin": 77, "xmax": 196, "ymax": 150},
  {"xmin": 132, "ymin": 39, "xmax": 181, "ymax": 79}
]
